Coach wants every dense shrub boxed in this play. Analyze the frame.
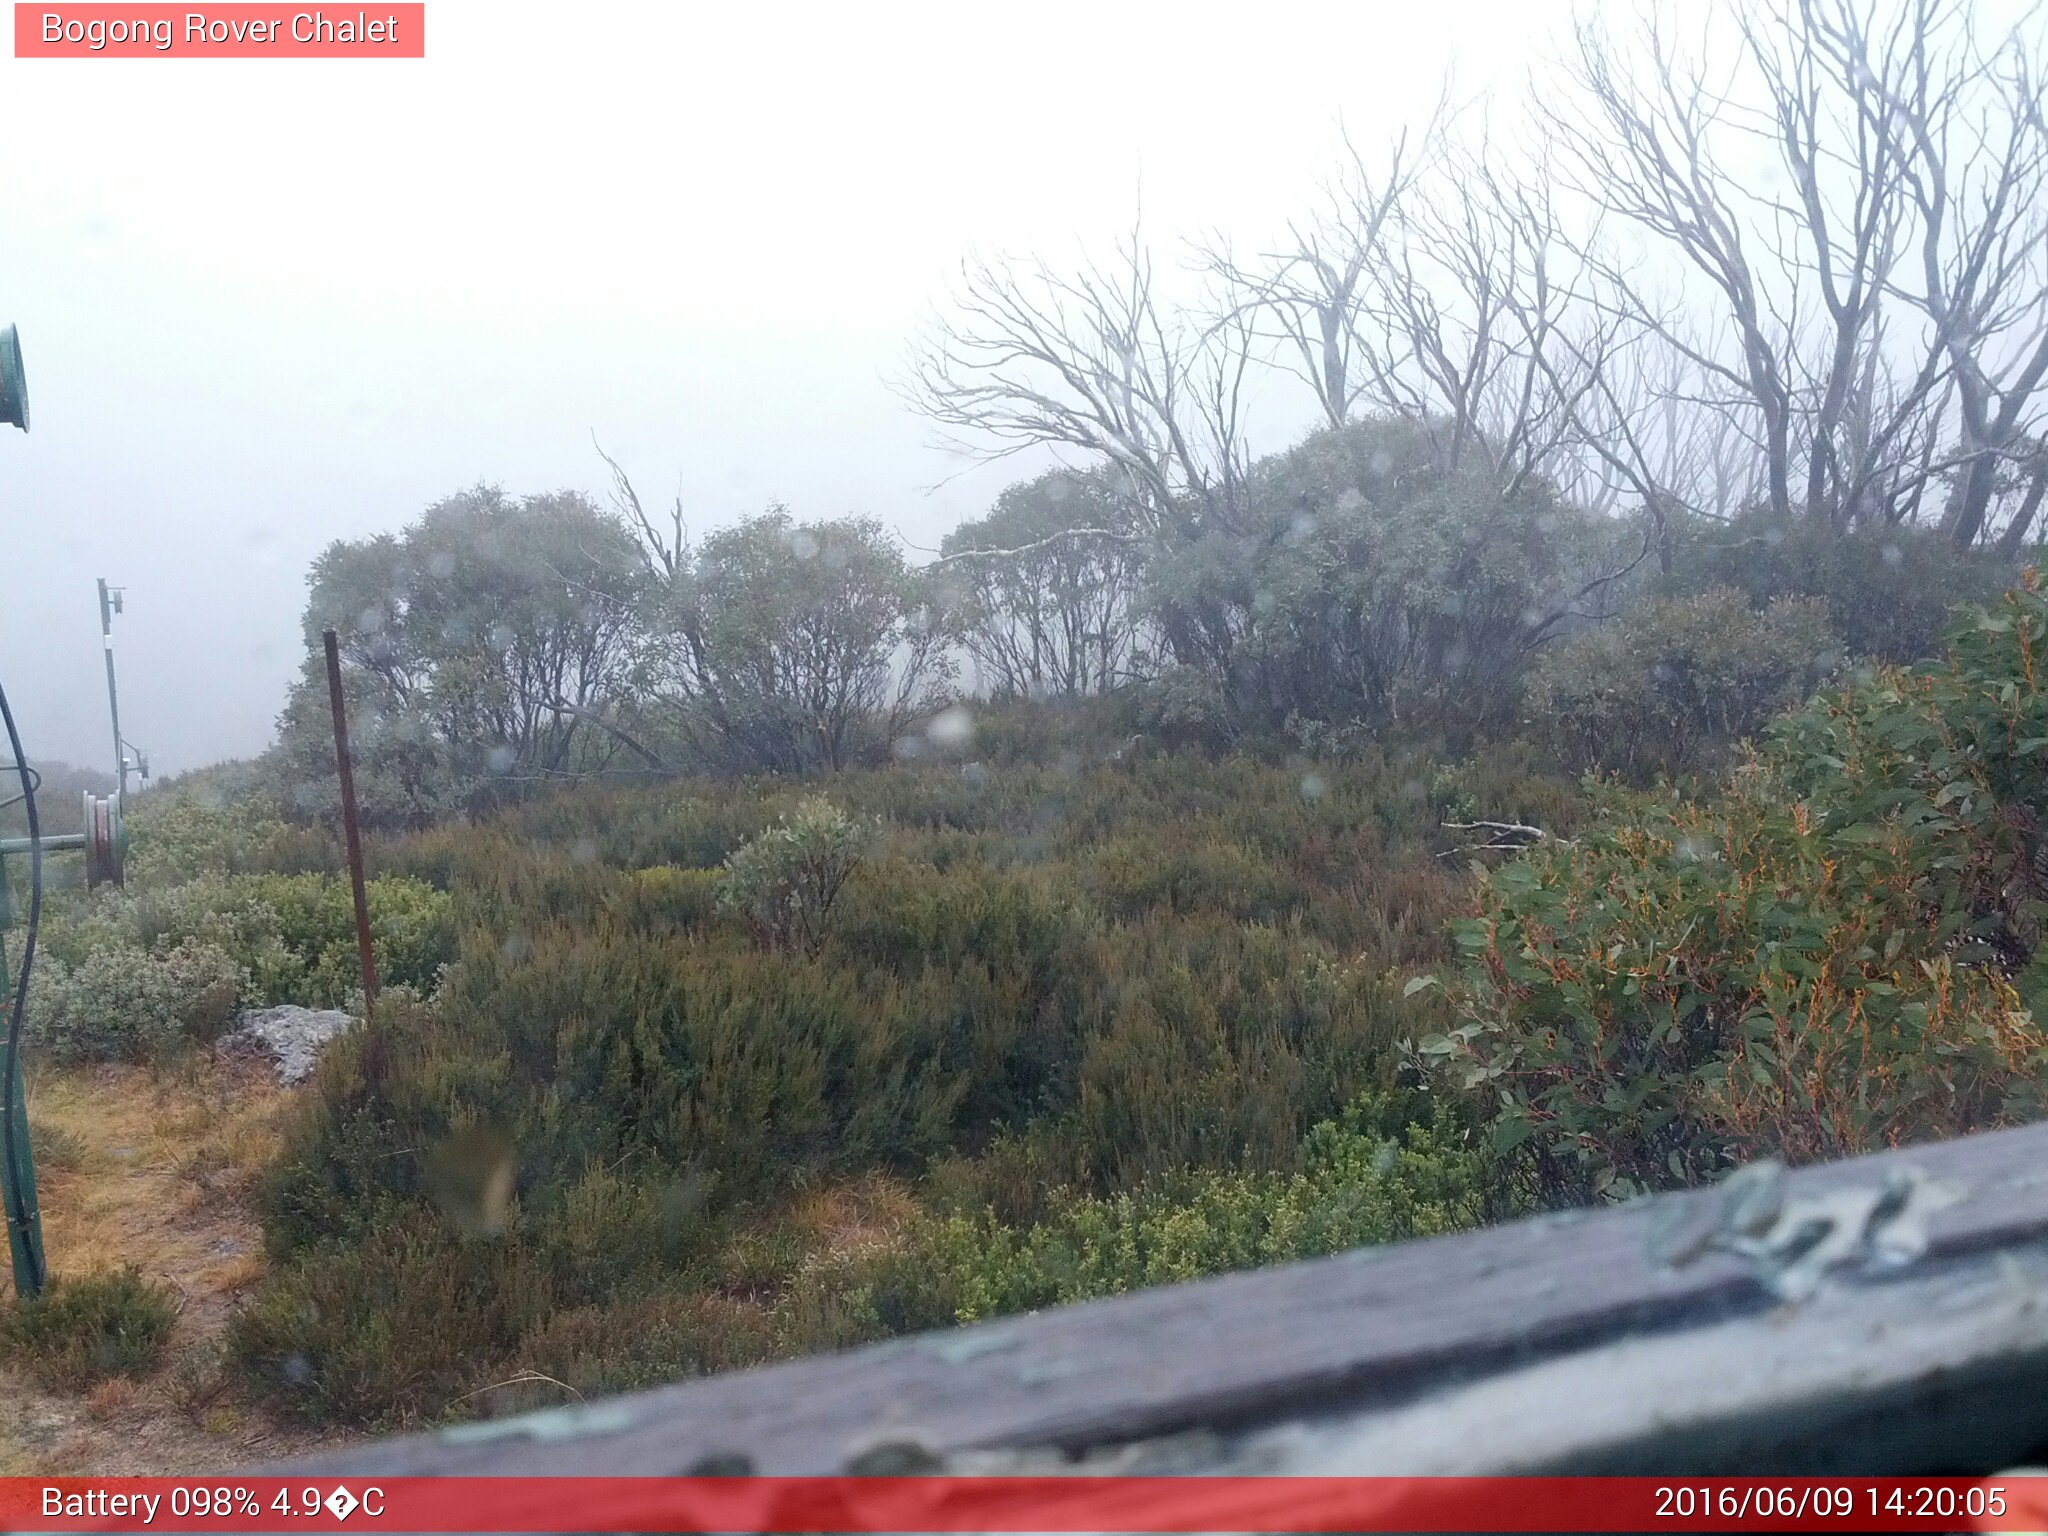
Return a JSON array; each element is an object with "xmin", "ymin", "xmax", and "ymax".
[
  {"xmin": 1526, "ymin": 589, "xmax": 1839, "ymax": 779},
  {"xmin": 1422, "ymin": 576, "xmax": 2048, "ymax": 1204},
  {"xmin": 1086, "ymin": 833, "xmax": 1308, "ymax": 923},
  {"xmin": 254, "ymin": 946, "xmax": 967, "ymax": 1258},
  {"xmin": 3, "ymin": 1268, "xmax": 177, "ymax": 1388},
  {"xmin": 612, "ymin": 864, "xmax": 723, "ymax": 932},
  {"xmin": 229, "ymin": 750, "xmax": 1539, "ymax": 1423},
  {"xmin": 780, "ymin": 1091, "xmax": 1491, "ymax": 1333},
  {"xmin": 249, "ymin": 1085, "xmax": 1492, "ymax": 1422},
  {"xmin": 261, "ymin": 750, "xmax": 1504, "ymax": 1232},
  {"xmin": 125, "ymin": 792, "xmax": 337, "ymax": 884},
  {"xmin": 716, "ymin": 798, "xmax": 876, "ymax": 954},
  {"xmin": 513, "ymin": 1293, "xmax": 782, "ymax": 1404},
  {"xmin": 949, "ymin": 695, "xmax": 1149, "ymax": 769},
  {"xmin": 1667, "ymin": 517, "xmax": 2011, "ymax": 666},
  {"xmin": 1144, "ymin": 416, "xmax": 1634, "ymax": 739},
  {"xmin": 255, "ymin": 995, "xmax": 523, "ymax": 1256},
  {"xmin": 228, "ymin": 1205, "xmax": 553, "ymax": 1425},
  {"xmin": 136, "ymin": 872, "xmax": 455, "ymax": 1006},
  {"xmin": 1066, "ymin": 925, "xmax": 1414, "ymax": 1184},
  {"xmin": 25, "ymin": 939, "xmax": 244, "ymax": 1063}
]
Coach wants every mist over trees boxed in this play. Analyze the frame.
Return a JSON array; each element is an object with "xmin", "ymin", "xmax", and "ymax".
[
  {"xmin": 272, "ymin": 0, "xmax": 2045, "ymax": 825},
  {"xmin": 913, "ymin": 0, "xmax": 2047, "ymax": 552},
  {"xmin": 931, "ymin": 469, "xmax": 1154, "ymax": 701},
  {"xmin": 639, "ymin": 510, "xmax": 953, "ymax": 774},
  {"xmin": 273, "ymin": 486, "xmax": 647, "ymax": 824}
]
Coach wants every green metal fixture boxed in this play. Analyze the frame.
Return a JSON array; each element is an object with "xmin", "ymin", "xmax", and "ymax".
[
  {"xmin": 1, "ymin": 323, "xmax": 141, "ymax": 1296},
  {"xmin": 0, "ymin": 889, "xmax": 45, "ymax": 1297},
  {"xmin": 0, "ymin": 583, "xmax": 136, "ymax": 1297},
  {"xmin": 1, "ymin": 317, "xmax": 38, "ymax": 1298},
  {"xmin": 0, "ymin": 324, "xmax": 26, "ymax": 432}
]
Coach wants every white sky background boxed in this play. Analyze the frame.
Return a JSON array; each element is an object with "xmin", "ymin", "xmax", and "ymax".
[{"xmin": 0, "ymin": 0, "xmax": 1571, "ymax": 775}]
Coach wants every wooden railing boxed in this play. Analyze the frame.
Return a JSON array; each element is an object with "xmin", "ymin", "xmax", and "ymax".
[{"xmin": 276, "ymin": 1120, "xmax": 2048, "ymax": 1477}]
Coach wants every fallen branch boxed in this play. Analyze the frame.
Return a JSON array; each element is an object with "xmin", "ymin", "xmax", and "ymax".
[
  {"xmin": 907, "ymin": 526, "xmax": 1146, "ymax": 566},
  {"xmin": 1437, "ymin": 819, "xmax": 1571, "ymax": 857},
  {"xmin": 542, "ymin": 699, "xmax": 672, "ymax": 772}
]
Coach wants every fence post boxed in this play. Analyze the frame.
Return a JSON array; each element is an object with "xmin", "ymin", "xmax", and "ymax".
[{"xmin": 323, "ymin": 630, "xmax": 379, "ymax": 1009}]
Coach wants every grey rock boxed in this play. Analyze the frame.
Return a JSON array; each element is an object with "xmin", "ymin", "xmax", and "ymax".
[{"xmin": 220, "ymin": 1004, "xmax": 358, "ymax": 1086}]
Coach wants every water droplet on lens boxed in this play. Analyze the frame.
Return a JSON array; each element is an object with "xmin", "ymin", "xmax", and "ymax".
[{"xmin": 927, "ymin": 705, "xmax": 975, "ymax": 749}]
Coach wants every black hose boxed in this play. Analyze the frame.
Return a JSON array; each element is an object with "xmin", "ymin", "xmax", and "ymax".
[
  {"xmin": 0, "ymin": 761, "xmax": 39, "ymax": 815},
  {"xmin": 0, "ymin": 672, "xmax": 46, "ymax": 1296}
]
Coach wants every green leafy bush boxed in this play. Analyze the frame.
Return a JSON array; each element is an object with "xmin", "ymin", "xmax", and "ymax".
[
  {"xmin": 1423, "ymin": 576, "xmax": 2048, "ymax": 1204},
  {"xmin": 138, "ymin": 872, "xmax": 454, "ymax": 1007},
  {"xmin": 22, "ymin": 813, "xmax": 454, "ymax": 1068},
  {"xmin": 782, "ymin": 1092, "xmax": 1490, "ymax": 1334},
  {"xmin": 1668, "ymin": 516, "xmax": 2011, "ymax": 666},
  {"xmin": 126, "ymin": 792, "xmax": 336, "ymax": 884},
  {"xmin": 716, "ymin": 798, "xmax": 877, "ymax": 954},
  {"xmin": 3, "ymin": 1268, "xmax": 177, "ymax": 1388},
  {"xmin": 1143, "ymin": 416, "xmax": 1634, "ymax": 740},
  {"xmin": 25, "ymin": 938, "xmax": 244, "ymax": 1063},
  {"xmin": 1526, "ymin": 589, "xmax": 1838, "ymax": 780}
]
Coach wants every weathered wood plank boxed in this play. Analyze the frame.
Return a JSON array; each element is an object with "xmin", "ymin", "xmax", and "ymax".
[{"xmin": 271, "ymin": 1119, "xmax": 2048, "ymax": 1477}]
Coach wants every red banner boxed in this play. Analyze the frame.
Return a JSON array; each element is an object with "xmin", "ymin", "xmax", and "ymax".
[
  {"xmin": 1, "ymin": 1476, "xmax": 2044, "ymax": 1532},
  {"xmin": 12, "ymin": 4, "xmax": 424, "ymax": 57}
]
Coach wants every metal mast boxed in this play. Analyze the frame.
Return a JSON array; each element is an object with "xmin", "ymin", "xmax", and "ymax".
[{"xmin": 99, "ymin": 578, "xmax": 133, "ymax": 800}]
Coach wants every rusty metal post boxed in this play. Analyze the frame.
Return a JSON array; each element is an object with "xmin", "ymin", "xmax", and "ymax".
[{"xmin": 323, "ymin": 630, "xmax": 379, "ymax": 1008}]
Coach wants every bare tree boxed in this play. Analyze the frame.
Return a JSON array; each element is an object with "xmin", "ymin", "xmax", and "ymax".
[
  {"xmin": 1995, "ymin": 436, "xmax": 2048, "ymax": 555},
  {"xmin": 1550, "ymin": 9, "xmax": 1817, "ymax": 526},
  {"xmin": 902, "ymin": 0, "xmax": 2048, "ymax": 744},
  {"xmin": 904, "ymin": 214, "xmax": 1252, "ymax": 538},
  {"xmin": 1207, "ymin": 119, "xmax": 1608, "ymax": 496},
  {"xmin": 593, "ymin": 434, "xmax": 688, "ymax": 579},
  {"xmin": 1542, "ymin": 308, "xmax": 1760, "ymax": 567},
  {"xmin": 1549, "ymin": 0, "xmax": 2044, "ymax": 547},
  {"xmin": 1205, "ymin": 125, "xmax": 1425, "ymax": 431},
  {"xmin": 1381, "ymin": 143, "xmax": 1613, "ymax": 490},
  {"xmin": 1852, "ymin": 0, "xmax": 2048, "ymax": 546}
]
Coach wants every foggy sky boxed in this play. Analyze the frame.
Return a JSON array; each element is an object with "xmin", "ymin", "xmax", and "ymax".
[{"xmin": 0, "ymin": 0, "xmax": 1563, "ymax": 778}]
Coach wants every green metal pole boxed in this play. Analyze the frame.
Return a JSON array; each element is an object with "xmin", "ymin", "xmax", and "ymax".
[
  {"xmin": 3, "ymin": 321, "xmax": 49, "ymax": 1296},
  {"xmin": 2, "ymin": 1017, "xmax": 45, "ymax": 1297},
  {"xmin": 0, "ymin": 896, "xmax": 46, "ymax": 1299}
]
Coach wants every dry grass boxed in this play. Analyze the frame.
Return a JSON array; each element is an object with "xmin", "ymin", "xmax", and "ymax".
[
  {"xmin": 0, "ymin": 1056, "xmax": 349, "ymax": 1472},
  {"xmin": 14, "ymin": 1057, "xmax": 282, "ymax": 1328},
  {"xmin": 787, "ymin": 1173, "xmax": 920, "ymax": 1259},
  {"xmin": 84, "ymin": 1377, "xmax": 141, "ymax": 1421}
]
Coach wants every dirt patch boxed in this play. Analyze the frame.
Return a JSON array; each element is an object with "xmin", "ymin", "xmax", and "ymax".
[{"xmin": 0, "ymin": 1056, "xmax": 354, "ymax": 1473}]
